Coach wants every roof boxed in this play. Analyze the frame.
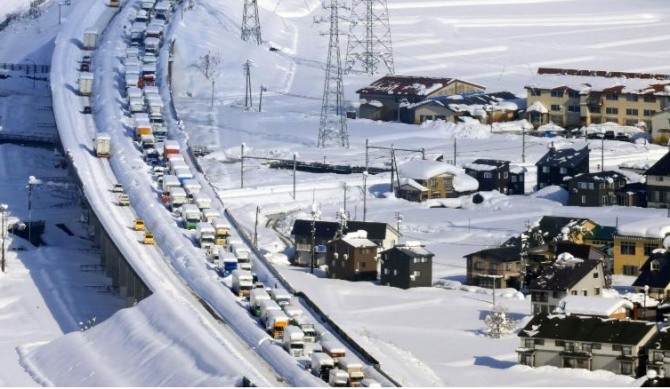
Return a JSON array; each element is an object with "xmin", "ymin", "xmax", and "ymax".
[
  {"xmin": 526, "ymin": 67, "xmax": 670, "ymax": 96},
  {"xmin": 645, "ymin": 152, "xmax": 670, "ymax": 177},
  {"xmin": 519, "ymin": 313, "xmax": 657, "ymax": 345},
  {"xmin": 648, "ymin": 328, "xmax": 670, "ymax": 351},
  {"xmin": 554, "ymin": 295, "xmax": 633, "ymax": 317},
  {"xmin": 616, "ymin": 217, "xmax": 670, "ymax": 239},
  {"xmin": 555, "ymin": 242, "xmax": 608, "ymax": 261},
  {"xmin": 535, "ymin": 146, "xmax": 590, "ymax": 168},
  {"xmin": 535, "ymin": 216, "xmax": 594, "ymax": 241},
  {"xmin": 417, "ymin": 91, "xmax": 519, "ymax": 113},
  {"xmin": 587, "ymin": 225, "xmax": 616, "ymax": 242},
  {"xmin": 346, "ymin": 221, "xmax": 397, "ymax": 241},
  {"xmin": 567, "ymin": 171, "xmax": 628, "ymax": 184},
  {"xmin": 464, "ymin": 246, "xmax": 520, "ymax": 263},
  {"xmin": 291, "ymin": 219, "xmax": 340, "ymax": 239},
  {"xmin": 355, "ymin": 75, "xmax": 485, "ymax": 97},
  {"xmin": 397, "ymin": 160, "xmax": 462, "ymax": 180},
  {"xmin": 529, "ymin": 256, "xmax": 601, "ymax": 291},
  {"xmin": 462, "ymin": 159, "xmax": 509, "ymax": 172},
  {"xmin": 632, "ymin": 250, "xmax": 670, "ymax": 289},
  {"xmin": 382, "ymin": 243, "xmax": 434, "ymax": 258}
]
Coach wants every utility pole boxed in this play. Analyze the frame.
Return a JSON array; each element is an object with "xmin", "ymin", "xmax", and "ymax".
[
  {"xmin": 240, "ymin": 143, "xmax": 245, "ymax": 188},
  {"xmin": 601, "ymin": 136, "xmax": 604, "ymax": 172},
  {"xmin": 365, "ymin": 138, "xmax": 369, "ymax": 172},
  {"xmin": 522, "ymin": 128, "xmax": 526, "ymax": 163},
  {"xmin": 345, "ymin": 0, "xmax": 395, "ymax": 75},
  {"xmin": 310, "ymin": 205, "xmax": 321, "ymax": 274},
  {"xmin": 395, "ymin": 211, "xmax": 402, "ymax": 235},
  {"xmin": 390, "ymin": 147, "xmax": 396, "ymax": 193},
  {"xmin": 342, "ymin": 182, "xmax": 348, "ymax": 214},
  {"xmin": 259, "ymin": 85, "xmax": 266, "ymax": 112},
  {"xmin": 453, "ymin": 137, "xmax": 457, "ymax": 165},
  {"xmin": 241, "ymin": 0, "xmax": 262, "ymax": 44},
  {"xmin": 363, "ymin": 171, "xmax": 368, "ymax": 221},
  {"xmin": 292, "ymin": 152, "xmax": 297, "ymax": 200},
  {"xmin": 243, "ymin": 60, "xmax": 253, "ymax": 110},
  {"xmin": 317, "ymin": 0, "xmax": 349, "ymax": 148},
  {"xmin": 1, "ymin": 204, "xmax": 8, "ymax": 272},
  {"xmin": 253, "ymin": 206, "xmax": 260, "ymax": 249}
]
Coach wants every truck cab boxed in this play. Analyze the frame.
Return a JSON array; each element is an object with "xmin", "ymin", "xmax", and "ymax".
[
  {"xmin": 143, "ymin": 231, "xmax": 154, "ymax": 245},
  {"xmin": 248, "ymin": 288, "xmax": 271, "ymax": 316},
  {"xmin": 231, "ymin": 269, "xmax": 253, "ymax": 296},
  {"xmin": 328, "ymin": 369, "xmax": 349, "ymax": 387},
  {"xmin": 282, "ymin": 325, "xmax": 305, "ymax": 357},
  {"xmin": 337, "ymin": 357, "xmax": 365, "ymax": 387},
  {"xmin": 311, "ymin": 352, "xmax": 334, "ymax": 381},
  {"xmin": 321, "ymin": 340, "xmax": 346, "ymax": 364}
]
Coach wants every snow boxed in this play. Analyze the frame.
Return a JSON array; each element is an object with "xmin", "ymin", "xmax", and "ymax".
[
  {"xmin": 617, "ymin": 217, "xmax": 670, "ymax": 238},
  {"xmin": 554, "ymin": 295, "xmax": 634, "ymax": 317},
  {"xmin": 397, "ymin": 159, "xmax": 463, "ymax": 180},
  {"xmin": 0, "ymin": 0, "xmax": 669, "ymax": 387}
]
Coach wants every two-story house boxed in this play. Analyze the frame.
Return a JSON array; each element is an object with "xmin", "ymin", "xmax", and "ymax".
[
  {"xmin": 464, "ymin": 246, "xmax": 522, "ymax": 290},
  {"xmin": 462, "ymin": 159, "xmax": 510, "ymax": 193},
  {"xmin": 535, "ymin": 145, "xmax": 590, "ymax": 190},
  {"xmin": 509, "ymin": 165, "xmax": 527, "ymax": 195},
  {"xmin": 646, "ymin": 329, "xmax": 670, "ymax": 379},
  {"xmin": 632, "ymin": 250, "xmax": 670, "ymax": 302},
  {"xmin": 395, "ymin": 159, "xmax": 478, "ymax": 202},
  {"xmin": 409, "ymin": 91, "xmax": 519, "ymax": 125},
  {"xmin": 517, "ymin": 313, "xmax": 658, "ymax": 377},
  {"xmin": 566, "ymin": 171, "xmax": 628, "ymax": 207},
  {"xmin": 645, "ymin": 151, "xmax": 670, "ymax": 208},
  {"xmin": 379, "ymin": 241, "xmax": 434, "ymax": 289},
  {"xmin": 528, "ymin": 254, "xmax": 606, "ymax": 315},
  {"xmin": 346, "ymin": 221, "xmax": 400, "ymax": 252},
  {"xmin": 290, "ymin": 219, "xmax": 339, "ymax": 266},
  {"xmin": 613, "ymin": 217, "xmax": 670, "ymax": 276},
  {"xmin": 356, "ymin": 75, "xmax": 485, "ymax": 122},
  {"xmin": 524, "ymin": 67, "xmax": 670, "ymax": 130},
  {"xmin": 327, "ymin": 230, "xmax": 378, "ymax": 281}
]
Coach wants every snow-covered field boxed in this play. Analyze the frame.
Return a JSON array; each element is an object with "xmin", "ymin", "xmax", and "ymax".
[{"xmin": 0, "ymin": 0, "xmax": 669, "ymax": 386}]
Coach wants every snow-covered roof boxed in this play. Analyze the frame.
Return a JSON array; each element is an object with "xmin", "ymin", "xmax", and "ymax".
[
  {"xmin": 554, "ymin": 295, "xmax": 634, "ymax": 317},
  {"xmin": 526, "ymin": 68, "xmax": 670, "ymax": 95},
  {"xmin": 397, "ymin": 160, "xmax": 462, "ymax": 180},
  {"xmin": 453, "ymin": 172, "xmax": 479, "ymax": 192},
  {"xmin": 526, "ymin": 101, "xmax": 548, "ymax": 113},
  {"xmin": 616, "ymin": 218, "xmax": 670, "ymax": 238},
  {"xmin": 356, "ymin": 75, "xmax": 485, "ymax": 97}
]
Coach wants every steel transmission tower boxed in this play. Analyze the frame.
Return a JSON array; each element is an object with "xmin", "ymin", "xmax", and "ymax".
[
  {"xmin": 344, "ymin": 0, "xmax": 395, "ymax": 75},
  {"xmin": 317, "ymin": 0, "xmax": 349, "ymax": 148},
  {"xmin": 241, "ymin": 0, "xmax": 262, "ymax": 44}
]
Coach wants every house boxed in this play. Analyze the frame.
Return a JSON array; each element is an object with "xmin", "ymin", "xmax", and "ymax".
[
  {"xmin": 409, "ymin": 91, "xmax": 519, "ymax": 125},
  {"xmin": 290, "ymin": 219, "xmax": 339, "ymax": 266},
  {"xmin": 524, "ymin": 241, "xmax": 612, "ymax": 283},
  {"xmin": 582, "ymin": 224, "xmax": 616, "ymax": 250},
  {"xmin": 535, "ymin": 144, "xmax": 590, "ymax": 190},
  {"xmin": 644, "ymin": 151, "xmax": 670, "ymax": 209},
  {"xmin": 528, "ymin": 254, "xmax": 606, "ymax": 315},
  {"xmin": 613, "ymin": 218, "xmax": 670, "ymax": 276},
  {"xmin": 326, "ymin": 230, "xmax": 378, "ymax": 281},
  {"xmin": 379, "ymin": 241, "xmax": 434, "ymax": 289},
  {"xmin": 517, "ymin": 313, "xmax": 658, "ymax": 377},
  {"xmin": 524, "ymin": 67, "xmax": 670, "ymax": 130},
  {"xmin": 464, "ymin": 246, "xmax": 522, "ymax": 290},
  {"xmin": 462, "ymin": 159, "xmax": 510, "ymax": 193},
  {"xmin": 553, "ymin": 295, "xmax": 633, "ymax": 319},
  {"xmin": 631, "ymin": 250, "xmax": 670, "ymax": 302},
  {"xmin": 645, "ymin": 329, "xmax": 670, "ymax": 379},
  {"xmin": 508, "ymin": 165, "xmax": 527, "ymax": 195},
  {"xmin": 356, "ymin": 75, "xmax": 485, "ymax": 122},
  {"xmin": 651, "ymin": 109, "xmax": 670, "ymax": 144},
  {"xmin": 533, "ymin": 216, "xmax": 599, "ymax": 244},
  {"xmin": 566, "ymin": 171, "xmax": 628, "ymax": 207},
  {"xmin": 346, "ymin": 220, "xmax": 400, "ymax": 252},
  {"xmin": 617, "ymin": 182, "xmax": 648, "ymax": 207},
  {"xmin": 395, "ymin": 159, "xmax": 479, "ymax": 202}
]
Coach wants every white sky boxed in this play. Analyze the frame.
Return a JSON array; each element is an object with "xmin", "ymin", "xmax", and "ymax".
[{"xmin": 0, "ymin": 0, "xmax": 669, "ymax": 386}]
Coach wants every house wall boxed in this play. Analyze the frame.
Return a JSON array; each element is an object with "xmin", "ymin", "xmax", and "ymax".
[
  {"xmin": 613, "ymin": 235, "xmax": 663, "ymax": 275},
  {"xmin": 380, "ymin": 253, "xmax": 433, "ymax": 289},
  {"xmin": 327, "ymin": 242, "xmax": 378, "ymax": 281},
  {"xmin": 651, "ymin": 112, "xmax": 670, "ymax": 143},
  {"xmin": 536, "ymin": 158, "xmax": 590, "ymax": 189},
  {"xmin": 567, "ymin": 177, "xmax": 626, "ymax": 207},
  {"xmin": 567, "ymin": 264, "xmax": 605, "ymax": 297},
  {"xmin": 412, "ymin": 105, "xmax": 455, "ymax": 124},
  {"xmin": 508, "ymin": 172, "xmax": 525, "ymax": 194},
  {"xmin": 294, "ymin": 235, "xmax": 330, "ymax": 266},
  {"xmin": 466, "ymin": 255, "xmax": 520, "ymax": 288},
  {"xmin": 646, "ymin": 175, "xmax": 670, "ymax": 208},
  {"xmin": 464, "ymin": 167, "xmax": 509, "ymax": 193}
]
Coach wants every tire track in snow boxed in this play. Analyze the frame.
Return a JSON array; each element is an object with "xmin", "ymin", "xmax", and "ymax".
[
  {"xmin": 388, "ymin": 0, "xmax": 574, "ymax": 9},
  {"xmin": 435, "ymin": 13, "xmax": 659, "ymax": 28}
]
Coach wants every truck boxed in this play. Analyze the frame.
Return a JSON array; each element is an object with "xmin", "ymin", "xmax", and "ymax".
[
  {"xmin": 328, "ymin": 369, "xmax": 349, "ymax": 387},
  {"xmin": 109, "ymin": 0, "xmax": 120, "ymax": 7},
  {"xmin": 134, "ymin": 115, "xmax": 153, "ymax": 141},
  {"xmin": 82, "ymin": 29, "xmax": 98, "ymax": 50},
  {"xmin": 174, "ymin": 167, "xmax": 194, "ymax": 186},
  {"xmin": 282, "ymin": 303, "xmax": 304, "ymax": 322},
  {"xmin": 259, "ymin": 299, "xmax": 282, "ymax": 324},
  {"xmin": 311, "ymin": 352, "xmax": 335, "ymax": 381},
  {"xmin": 269, "ymin": 288, "xmax": 292, "ymax": 306},
  {"xmin": 163, "ymin": 140, "xmax": 180, "ymax": 159},
  {"xmin": 201, "ymin": 208, "xmax": 220, "ymax": 223},
  {"xmin": 231, "ymin": 269, "xmax": 253, "ymax": 296},
  {"xmin": 181, "ymin": 204, "xmax": 201, "ymax": 230},
  {"xmin": 212, "ymin": 218, "xmax": 231, "ymax": 247},
  {"xmin": 153, "ymin": 125, "xmax": 168, "ymax": 142},
  {"xmin": 95, "ymin": 132, "xmax": 111, "ymax": 158},
  {"xmin": 193, "ymin": 193, "xmax": 212, "ymax": 210},
  {"xmin": 337, "ymin": 357, "xmax": 365, "ymax": 387},
  {"xmin": 168, "ymin": 186, "xmax": 187, "ymax": 211},
  {"xmin": 229, "ymin": 241, "xmax": 251, "ymax": 270},
  {"xmin": 249, "ymin": 288, "xmax": 271, "ymax": 316},
  {"xmin": 129, "ymin": 22, "xmax": 146, "ymax": 45},
  {"xmin": 161, "ymin": 174, "xmax": 180, "ymax": 203},
  {"xmin": 143, "ymin": 148, "xmax": 160, "ymax": 165},
  {"xmin": 196, "ymin": 222, "xmax": 216, "ymax": 252},
  {"xmin": 78, "ymin": 72, "xmax": 93, "ymax": 96},
  {"xmin": 154, "ymin": 0, "xmax": 171, "ymax": 21},
  {"xmin": 294, "ymin": 315, "xmax": 317, "ymax": 343},
  {"xmin": 265, "ymin": 309, "xmax": 290, "ymax": 339},
  {"xmin": 144, "ymin": 37, "xmax": 160, "ymax": 54},
  {"xmin": 118, "ymin": 193, "xmax": 130, "ymax": 206},
  {"xmin": 129, "ymin": 97, "xmax": 145, "ymax": 113},
  {"xmin": 139, "ymin": 133, "xmax": 156, "ymax": 150},
  {"xmin": 220, "ymin": 251, "xmax": 238, "ymax": 275},
  {"xmin": 182, "ymin": 178, "xmax": 202, "ymax": 199},
  {"xmin": 282, "ymin": 325, "xmax": 305, "ymax": 357},
  {"xmin": 321, "ymin": 340, "xmax": 346, "ymax": 364}
]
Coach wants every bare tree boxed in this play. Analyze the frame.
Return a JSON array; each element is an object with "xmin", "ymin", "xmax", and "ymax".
[{"xmin": 198, "ymin": 51, "xmax": 222, "ymax": 107}]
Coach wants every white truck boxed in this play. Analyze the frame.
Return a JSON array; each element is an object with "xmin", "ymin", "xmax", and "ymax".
[
  {"xmin": 182, "ymin": 178, "xmax": 202, "ymax": 199},
  {"xmin": 231, "ymin": 269, "xmax": 253, "ymax": 296},
  {"xmin": 269, "ymin": 288, "xmax": 292, "ymax": 307},
  {"xmin": 181, "ymin": 204, "xmax": 201, "ymax": 230},
  {"xmin": 193, "ymin": 192, "xmax": 212, "ymax": 210},
  {"xmin": 229, "ymin": 241, "xmax": 251, "ymax": 270},
  {"xmin": 328, "ymin": 369, "xmax": 350, "ymax": 387},
  {"xmin": 294, "ymin": 315, "xmax": 317, "ymax": 343},
  {"xmin": 249, "ymin": 288, "xmax": 271, "ymax": 316},
  {"xmin": 174, "ymin": 167, "xmax": 194, "ymax": 185},
  {"xmin": 95, "ymin": 132, "xmax": 111, "ymax": 158},
  {"xmin": 168, "ymin": 186, "xmax": 187, "ymax": 211},
  {"xmin": 196, "ymin": 222, "xmax": 216, "ymax": 252},
  {"xmin": 161, "ymin": 174, "xmax": 180, "ymax": 203},
  {"xmin": 337, "ymin": 357, "xmax": 365, "ymax": 387},
  {"xmin": 201, "ymin": 208, "xmax": 220, "ymax": 223},
  {"xmin": 321, "ymin": 340, "xmax": 346, "ymax": 364},
  {"xmin": 259, "ymin": 299, "xmax": 282, "ymax": 324},
  {"xmin": 282, "ymin": 325, "xmax": 305, "ymax": 357},
  {"xmin": 82, "ymin": 28, "xmax": 98, "ymax": 50},
  {"xmin": 311, "ymin": 352, "xmax": 335, "ymax": 381},
  {"xmin": 78, "ymin": 72, "xmax": 93, "ymax": 96},
  {"xmin": 265, "ymin": 309, "xmax": 290, "ymax": 339},
  {"xmin": 213, "ymin": 218, "xmax": 231, "ymax": 247}
]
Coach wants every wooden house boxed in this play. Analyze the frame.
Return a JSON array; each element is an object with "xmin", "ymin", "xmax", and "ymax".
[
  {"xmin": 327, "ymin": 230, "xmax": 378, "ymax": 281},
  {"xmin": 535, "ymin": 145, "xmax": 590, "ymax": 190},
  {"xmin": 395, "ymin": 159, "xmax": 478, "ymax": 202},
  {"xmin": 380, "ymin": 242, "xmax": 434, "ymax": 289},
  {"xmin": 463, "ymin": 159, "xmax": 510, "ymax": 193},
  {"xmin": 290, "ymin": 219, "xmax": 339, "ymax": 266},
  {"xmin": 409, "ymin": 91, "xmax": 519, "ymax": 125},
  {"xmin": 566, "ymin": 171, "xmax": 628, "ymax": 207},
  {"xmin": 464, "ymin": 246, "xmax": 522, "ymax": 290}
]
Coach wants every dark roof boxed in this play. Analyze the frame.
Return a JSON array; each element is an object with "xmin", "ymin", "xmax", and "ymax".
[
  {"xmin": 529, "ymin": 258, "xmax": 601, "ymax": 291},
  {"xmin": 536, "ymin": 216, "xmax": 593, "ymax": 241},
  {"xmin": 648, "ymin": 329, "xmax": 670, "ymax": 352},
  {"xmin": 346, "ymin": 221, "xmax": 394, "ymax": 241},
  {"xmin": 555, "ymin": 242, "xmax": 608, "ymax": 261},
  {"xmin": 537, "ymin": 67, "xmax": 670, "ymax": 81},
  {"xmin": 587, "ymin": 225, "xmax": 616, "ymax": 242},
  {"xmin": 567, "ymin": 170, "xmax": 627, "ymax": 183},
  {"xmin": 427, "ymin": 91, "xmax": 518, "ymax": 106},
  {"xmin": 291, "ymin": 220, "xmax": 339, "ymax": 239},
  {"xmin": 519, "ymin": 313, "xmax": 657, "ymax": 345},
  {"xmin": 469, "ymin": 159, "xmax": 510, "ymax": 169},
  {"xmin": 645, "ymin": 152, "xmax": 670, "ymax": 177},
  {"xmin": 382, "ymin": 244, "xmax": 434, "ymax": 259},
  {"xmin": 535, "ymin": 146, "xmax": 590, "ymax": 168},
  {"xmin": 632, "ymin": 251, "xmax": 670, "ymax": 289},
  {"xmin": 355, "ymin": 75, "xmax": 485, "ymax": 97},
  {"xmin": 464, "ymin": 246, "xmax": 520, "ymax": 263}
]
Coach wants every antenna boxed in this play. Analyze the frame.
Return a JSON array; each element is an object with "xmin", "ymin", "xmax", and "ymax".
[
  {"xmin": 317, "ymin": 0, "xmax": 349, "ymax": 148},
  {"xmin": 344, "ymin": 0, "xmax": 395, "ymax": 75},
  {"xmin": 241, "ymin": 0, "xmax": 262, "ymax": 45}
]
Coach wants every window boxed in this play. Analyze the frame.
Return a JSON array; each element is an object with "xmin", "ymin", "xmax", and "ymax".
[
  {"xmin": 413, "ymin": 270, "xmax": 421, "ymax": 277},
  {"xmin": 644, "ymin": 109, "xmax": 656, "ymax": 116},
  {"xmin": 567, "ymin": 105, "xmax": 580, "ymax": 113},
  {"xmin": 623, "ymin": 265, "xmax": 638, "ymax": 276},
  {"xmin": 360, "ymin": 261, "xmax": 366, "ymax": 268},
  {"xmin": 552, "ymin": 291, "xmax": 561, "ymax": 298},
  {"xmin": 589, "ymin": 106, "xmax": 601, "ymax": 113},
  {"xmin": 393, "ymin": 269, "xmax": 397, "ymax": 276},
  {"xmin": 595, "ymin": 287, "xmax": 600, "ymax": 295},
  {"xmin": 413, "ymin": 258, "xmax": 419, "ymax": 264},
  {"xmin": 551, "ymin": 90, "xmax": 564, "ymax": 98},
  {"xmin": 582, "ymin": 290, "xmax": 588, "ymax": 296},
  {"xmin": 591, "ymin": 343, "xmax": 601, "ymax": 350},
  {"xmin": 653, "ymin": 351, "xmax": 665, "ymax": 362},
  {"xmin": 483, "ymin": 172, "xmax": 492, "ymax": 179},
  {"xmin": 643, "ymin": 95, "xmax": 656, "ymax": 103},
  {"xmin": 626, "ymin": 95, "xmax": 639, "ymax": 102},
  {"xmin": 606, "ymin": 94, "xmax": 619, "ymax": 101},
  {"xmin": 583, "ymin": 343, "xmax": 592, "ymax": 353},
  {"xmin": 421, "ymin": 257, "xmax": 427, "ymax": 263},
  {"xmin": 651, "ymin": 260, "xmax": 660, "ymax": 271},
  {"xmin": 341, "ymin": 261, "xmax": 345, "ymax": 268},
  {"xmin": 571, "ymin": 290, "xmax": 578, "ymax": 295},
  {"xmin": 656, "ymin": 176, "xmax": 664, "ymax": 182},
  {"xmin": 524, "ymin": 339, "xmax": 535, "ymax": 348},
  {"xmin": 560, "ymin": 167, "xmax": 567, "ymax": 174},
  {"xmin": 511, "ymin": 176, "xmax": 517, "ymax": 183},
  {"xmin": 542, "ymin": 166, "xmax": 550, "ymax": 173},
  {"xmin": 529, "ymin": 88, "xmax": 541, "ymax": 96},
  {"xmin": 621, "ymin": 362, "xmax": 633, "ymax": 376},
  {"xmin": 555, "ymin": 340, "xmax": 565, "ymax": 347},
  {"xmin": 605, "ymin": 107, "xmax": 619, "ymax": 114},
  {"xmin": 383, "ymin": 268, "xmax": 389, "ymax": 275},
  {"xmin": 568, "ymin": 90, "xmax": 580, "ymax": 98},
  {"xmin": 505, "ymin": 262, "xmax": 513, "ymax": 271},
  {"xmin": 626, "ymin": 108, "xmax": 639, "ymax": 116},
  {"xmin": 581, "ymin": 195, "xmax": 586, "ymax": 204},
  {"xmin": 621, "ymin": 242, "xmax": 636, "ymax": 255},
  {"xmin": 551, "ymin": 104, "xmax": 561, "ymax": 111},
  {"xmin": 645, "ymin": 243, "xmax": 657, "ymax": 256},
  {"xmin": 475, "ymin": 262, "xmax": 485, "ymax": 270},
  {"xmin": 490, "ymin": 263, "xmax": 498, "ymax": 271},
  {"xmin": 519, "ymin": 354, "xmax": 534, "ymax": 367},
  {"xmin": 593, "ymin": 272, "xmax": 599, "ymax": 278}
]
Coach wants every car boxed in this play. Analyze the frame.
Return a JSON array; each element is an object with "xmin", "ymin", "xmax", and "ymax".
[
  {"xmin": 80, "ymin": 63, "xmax": 90, "ymax": 72},
  {"xmin": 134, "ymin": 218, "xmax": 145, "ymax": 231},
  {"xmin": 118, "ymin": 193, "xmax": 130, "ymax": 206},
  {"xmin": 112, "ymin": 183, "xmax": 124, "ymax": 193},
  {"xmin": 604, "ymin": 130, "xmax": 615, "ymax": 140},
  {"xmin": 83, "ymin": 105, "xmax": 92, "ymax": 114},
  {"xmin": 143, "ymin": 231, "xmax": 154, "ymax": 245}
]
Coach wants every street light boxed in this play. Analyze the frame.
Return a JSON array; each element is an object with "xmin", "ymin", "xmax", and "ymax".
[
  {"xmin": 0, "ymin": 204, "xmax": 8, "ymax": 272},
  {"xmin": 24, "ymin": 59, "xmax": 36, "ymax": 89}
]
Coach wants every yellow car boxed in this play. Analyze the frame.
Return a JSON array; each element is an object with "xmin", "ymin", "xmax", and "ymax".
[
  {"xmin": 134, "ymin": 218, "xmax": 145, "ymax": 231},
  {"xmin": 143, "ymin": 231, "xmax": 154, "ymax": 245}
]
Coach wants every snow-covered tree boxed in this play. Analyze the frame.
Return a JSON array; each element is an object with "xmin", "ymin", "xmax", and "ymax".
[{"xmin": 484, "ymin": 305, "xmax": 517, "ymax": 338}]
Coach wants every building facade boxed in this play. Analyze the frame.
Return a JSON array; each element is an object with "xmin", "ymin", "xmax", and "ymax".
[
  {"xmin": 535, "ymin": 146, "xmax": 590, "ymax": 190},
  {"xmin": 645, "ymin": 151, "xmax": 670, "ymax": 208},
  {"xmin": 464, "ymin": 246, "xmax": 522, "ymax": 289},
  {"xmin": 326, "ymin": 231, "xmax": 379, "ymax": 281},
  {"xmin": 379, "ymin": 242, "xmax": 434, "ymax": 289},
  {"xmin": 566, "ymin": 171, "xmax": 628, "ymax": 207}
]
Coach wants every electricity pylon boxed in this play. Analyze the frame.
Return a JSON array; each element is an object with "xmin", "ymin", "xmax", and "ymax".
[
  {"xmin": 344, "ymin": 0, "xmax": 395, "ymax": 75},
  {"xmin": 241, "ymin": 0, "xmax": 262, "ymax": 44}
]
